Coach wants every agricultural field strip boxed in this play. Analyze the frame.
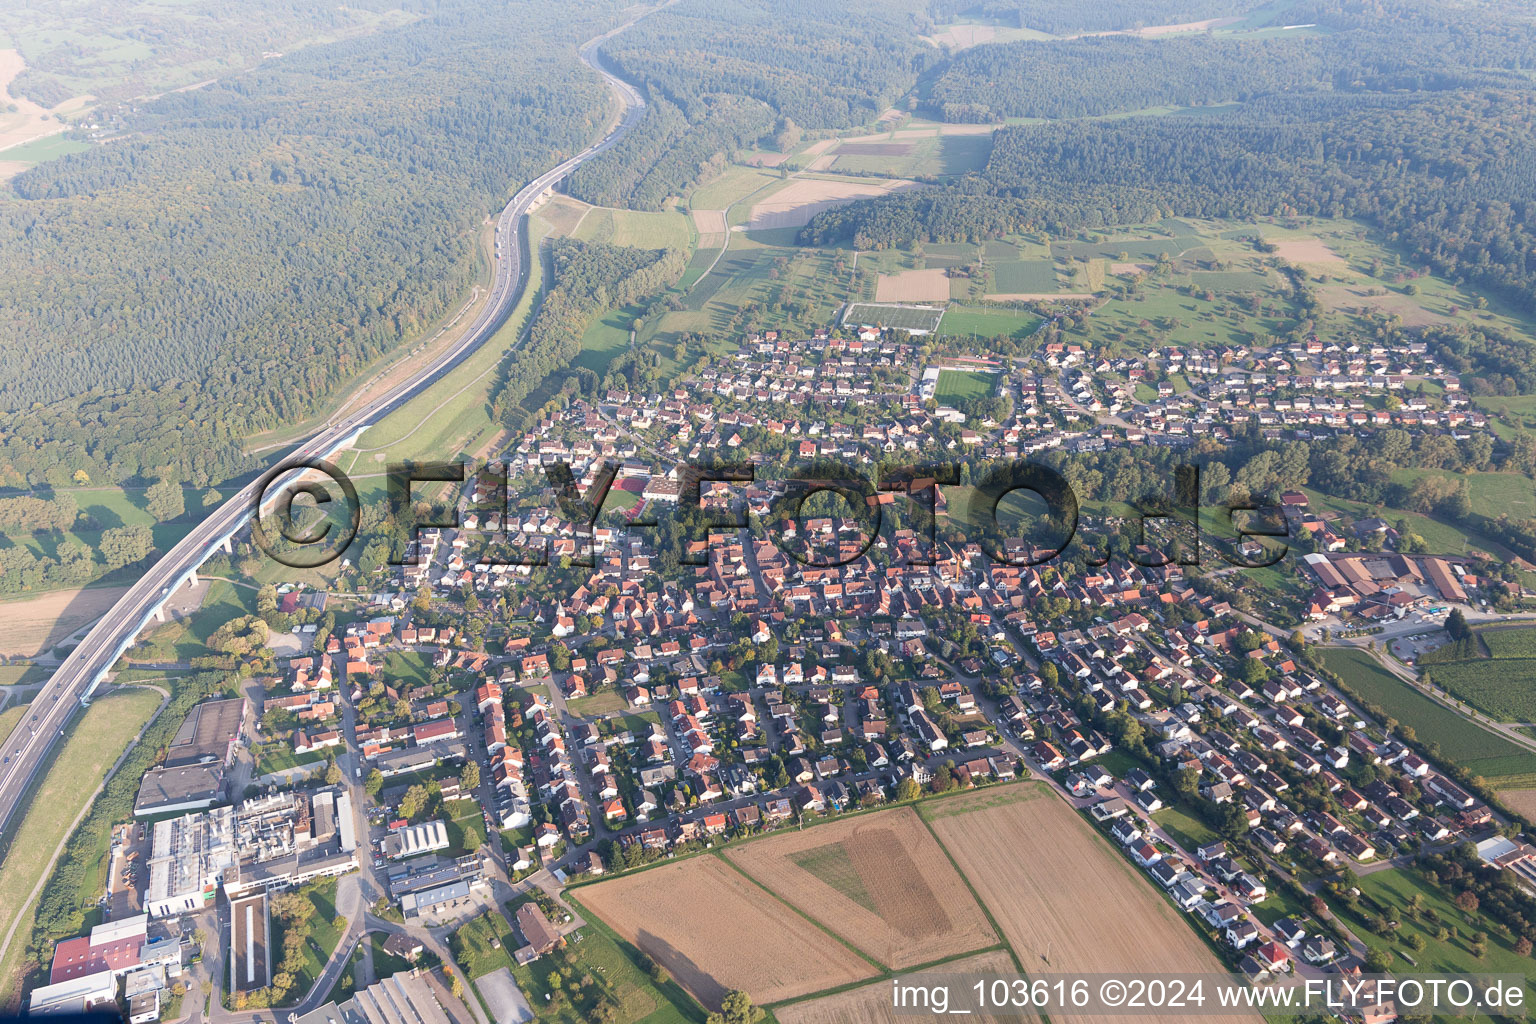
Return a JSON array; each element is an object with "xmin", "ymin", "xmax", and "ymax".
[
  {"xmin": 722, "ymin": 806, "xmax": 997, "ymax": 969},
  {"xmin": 920, "ymin": 784, "xmax": 1260, "ymax": 1024}
]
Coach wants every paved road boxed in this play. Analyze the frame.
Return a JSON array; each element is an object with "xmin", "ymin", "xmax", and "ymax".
[{"xmin": 0, "ymin": 2, "xmax": 667, "ymax": 843}]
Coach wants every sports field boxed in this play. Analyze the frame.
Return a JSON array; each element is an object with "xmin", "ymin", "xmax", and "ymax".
[
  {"xmin": 842, "ymin": 302, "xmax": 944, "ymax": 333},
  {"xmin": 935, "ymin": 369, "xmax": 996, "ymax": 403},
  {"xmin": 938, "ymin": 304, "xmax": 1041, "ymax": 339}
]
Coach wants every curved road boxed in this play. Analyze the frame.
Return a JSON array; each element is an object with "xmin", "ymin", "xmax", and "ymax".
[{"xmin": 0, "ymin": 5, "xmax": 661, "ymax": 839}]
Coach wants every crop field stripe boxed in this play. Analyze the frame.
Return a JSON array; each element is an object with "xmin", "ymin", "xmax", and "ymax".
[
  {"xmin": 713, "ymin": 852, "xmax": 888, "ymax": 973},
  {"xmin": 914, "ymin": 807, "xmax": 1029, "ymax": 978}
]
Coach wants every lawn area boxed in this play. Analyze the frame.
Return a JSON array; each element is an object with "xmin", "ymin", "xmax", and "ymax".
[
  {"xmin": 128, "ymin": 580, "xmax": 255, "ymax": 663},
  {"xmin": 273, "ymin": 880, "xmax": 346, "ymax": 1004},
  {"xmin": 513, "ymin": 911, "xmax": 704, "ymax": 1024},
  {"xmin": 381, "ymin": 650, "xmax": 435, "ymax": 689},
  {"xmin": 452, "ymin": 910, "xmax": 518, "ymax": 979},
  {"xmin": 0, "ymin": 688, "xmax": 162, "ymax": 1008},
  {"xmin": 0, "ymin": 664, "xmax": 47, "ymax": 686},
  {"xmin": 574, "ymin": 305, "xmax": 636, "ymax": 374},
  {"xmin": 1151, "ymin": 805, "xmax": 1220, "ymax": 851},
  {"xmin": 444, "ymin": 798, "xmax": 489, "ymax": 858},
  {"xmin": 937, "ymin": 304, "xmax": 1042, "ymax": 339},
  {"xmin": 0, "ymin": 134, "xmax": 91, "ymax": 169},
  {"xmin": 567, "ymin": 690, "xmax": 629, "ymax": 717},
  {"xmin": 992, "ymin": 259, "xmax": 1060, "ymax": 293},
  {"xmin": 1348, "ymin": 867, "xmax": 1536, "ymax": 1002},
  {"xmin": 0, "ymin": 703, "xmax": 27, "ymax": 748},
  {"xmin": 1317, "ymin": 648, "xmax": 1536, "ymax": 781},
  {"xmin": 573, "ymin": 207, "xmax": 694, "ymax": 251},
  {"xmin": 254, "ymin": 742, "xmax": 327, "ymax": 778},
  {"xmin": 933, "ymin": 369, "xmax": 996, "ymax": 403}
]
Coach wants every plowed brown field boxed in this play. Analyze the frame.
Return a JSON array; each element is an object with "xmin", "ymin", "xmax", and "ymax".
[
  {"xmin": 776, "ymin": 949, "xmax": 1035, "ymax": 1024},
  {"xmin": 923, "ymin": 784, "xmax": 1260, "ymax": 1024},
  {"xmin": 577, "ymin": 854, "xmax": 876, "ymax": 1010},
  {"xmin": 726, "ymin": 805, "xmax": 995, "ymax": 968}
]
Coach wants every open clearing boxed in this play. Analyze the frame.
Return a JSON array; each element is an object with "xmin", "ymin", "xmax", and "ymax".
[
  {"xmin": 1269, "ymin": 236, "xmax": 1346, "ymax": 267},
  {"xmin": 747, "ymin": 178, "xmax": 922, "ymax": 230},
  {"xmin": 985, "ymin": 291, "xmax": 1094, "ymax": 301},
  {"xmin": 0, "ymin": 586, "xmax": 130, "ymax": 657},
  {"xmin": 0, "ymin": 49, "xmax": 92, "ymax": 177},
  {"xmin": 1317, "ymin": 285, "xmax": 1450, "ymax": 327},
  {"xmin": 690, "ymin": 208, "xmax": 728, "ymax": 247},
  {"xmin": 775, "ymin": 949, "xmax": 1029, "ymax": 1024},
  {"xmin": 875, "ymin": 268, "xmax": 951, "ymax": 303},
  {"xmin": 725, "ymin": 806, "xmax": 995, "ymax": 969},
  {"xmin": 577, "ymin": 854, "xmax": 876, "ymax": 1010},
  {"xmin": 923, "ymin": 783, "xmax": 1258, "ymax": 1024}
]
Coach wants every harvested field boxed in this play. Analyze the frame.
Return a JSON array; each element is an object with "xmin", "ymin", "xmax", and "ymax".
[
  {"xmin": 725, "ymin": 806, "xmax": 995, "ymax": 968},
  {"xmin": 985, "ymin": 292, "xmax": 1095, "ymax": 301},
  {"xmin": 875, "ymin": 268, "xmax": 952, "ymax": 303},
  {"xmin": 0, "ymin": 586, "xmax": 129, "ymax": 657},
  {"xmin": 743, "ymin": 151, "xmax": 790, "ymax": 167},
  {"xmin": 836, "ymin": 142, "xmax": 913, "ymax": 157},
  {"xmin": 1318, "ymin": 285, "xmax": 1449, "ymax": 327},
  {"xmin": 1112, "ymin": 262, "xmax": 1151, "ymax": 275},
  {"xmin": 1128, "ymin": 17, "xmax": 1241, "ymax": 36},
  {"xmin": 577, "ymin": 855, "xmax": 876, "ymax": 1010},
  {"xmin": 1270, "ymin": 237, "xmax": 1346, "ymax": 267},
  {"xmin": 775, "ymin": 949, "xmax": 1031, "ymax": 1024},
  {"xmin": 1499, "ymin": 788, "xmax": 1536, "ymax": 820},
  {"xmin": 806, "ymin": 154, "xmax": 836, "ymax": 171},
  {"xmin": 0, "ymin": 50, "xmax": 91, "ymax": 161},
  {"xmin": 924, "ymin": 783, "xmax": 1259, "ymax": 1024},
  {"xmin": 747, "ymin": 178, "xmax": 922, "ymax": 230},
  {"xmin": 691, "ymin": 209, "xmax": 727, "ymax": 236}
]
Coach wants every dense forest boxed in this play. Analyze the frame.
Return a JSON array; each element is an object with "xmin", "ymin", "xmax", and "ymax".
[
  {"xmin": 924, "ymin": 3, "xmax": 1536, "ymax": 123},
  {"xmin": 922, "ymin": 0, "xmax": 1258, "ymax": 36},
  {"xmin": 0, "ymin": 0, "xmax": 421, "ymax": 104},
  {"xmin": 0, "ymin": 0, "xmax": 621, "ymax": 491},
  {"xmin": 566, "ymin": 92, "xmax": 775, "ymax": 210},
  {"xmin": 803, "ymin": 0, "xmax": 1536, "ymax": 358},
  {"xmin": 490, "ymin": 237, "xmax": 686, "ymax": 432}
]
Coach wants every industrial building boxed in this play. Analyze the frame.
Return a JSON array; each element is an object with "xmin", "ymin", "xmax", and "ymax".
[
  {"xmin": 293, "ymin": 970, "xmax": 455, "ymax": 1024},
  {"xmin": 144, "ymin": 788, "xmax": 357, "ymax": 917},
  {"xmin": 164, "ymin": 697, "xmax": 248, "ymax": 768},
  {"xmin": 384, "ymin": 821, "xmax": 450, "ymax": 860},
  {"xmin": 34, "ymin": 914, "xmax": 183, "ymax": 1019},
  {"xmin": 135, "ymin": 763, "xmax": 225, "ymax": 817},
  {"xmin": 387, "ymin": 856, "xmax": 487, "ymax": 920}
]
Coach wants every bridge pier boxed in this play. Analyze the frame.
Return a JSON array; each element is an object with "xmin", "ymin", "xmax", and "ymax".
[
  {"xmin": 152, "ymin": 606, "xmax": 165, "ymax": 624},
  {"xmin": 186, "ymin": 570, "xmax": 198, "ymax": 590},
  {"xmin": 219, "ymin": 535, "xmax": 233, "ymax": 555}
]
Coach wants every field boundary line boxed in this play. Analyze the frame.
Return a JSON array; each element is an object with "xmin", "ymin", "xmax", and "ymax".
[
  {"xmin": 762, "ymin": 942, "xmax": 1013, "ymax": 1012},
  {"xmin": 913, "ymin": 800, "xmax": 1031, "ymax": 982},
  {"xmin": 712, "ymin": 850, "xmax": 887, "ymax": 973}
]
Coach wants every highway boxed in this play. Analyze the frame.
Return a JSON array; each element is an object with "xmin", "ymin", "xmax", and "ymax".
[{"xmin": 0, "ymin": 4, "xmax": 661, "ymax": 840}]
